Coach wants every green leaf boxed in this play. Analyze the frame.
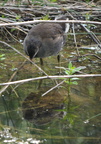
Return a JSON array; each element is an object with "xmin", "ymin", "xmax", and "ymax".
[
  {"xmin": 0, "ymin": 54, "xmax": 5, "ymax": 58},
  {"xmin": 16, "ymin": 15, "xmax": 21, "ymax": 20},
  {"xmin": 2, "ymin": 15, "xmax": 5, "ymax": 18},
  {"xmin": 74, "ymin": 67, "xmax": 82, "ymax": 72},
  {"xmin": 65, "ymin": 70, "xmax": 70, "ymax": 75},
  {"xmin": 68, "ymin": 62, "xmax": 72, "ymax": 69},
  {"xmin": 0, "ymin": 57, "xmax": 5, "ymax": 61},
  {"xmin": 72, "ymin": 81, "xmax": 78, "ymax": 85},
  {"xmin": 70, "ymin": 105, "xmax": 80, "ymax": 111},
  {"xmin": 11, "ymin": 28, "xmax": 16, "ymax": 32},
  {"xmin": 0, "ymin": 54, "xmax": 6, "ymax": 61},
  {"xmin": 41, "ymin": 14, "xmax": 50, "ymax": 20},
  {"xmin": 71, "ymin": 78, "xmax": 80, "ymax": 81},
  {"xmin": 65, "ymin": 80, "xmax": 73, "ymax": 85}
]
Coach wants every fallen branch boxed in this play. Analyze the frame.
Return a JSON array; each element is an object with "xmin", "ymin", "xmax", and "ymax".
[
  {"xmin": 0, "ymin": 5, "xmax": 101, "ymax": 12},
  {"xmin": 0, "ymin": 74, "xmax": 101, "ymax": 86},
  {"xmin": 0, "ymin": 20, "xmax": 101, "ymax": 27}
]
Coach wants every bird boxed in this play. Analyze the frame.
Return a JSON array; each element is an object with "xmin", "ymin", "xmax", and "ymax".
[{"xmin": 23, "ymin": 16, "xmax": 70, "ymax": 65}]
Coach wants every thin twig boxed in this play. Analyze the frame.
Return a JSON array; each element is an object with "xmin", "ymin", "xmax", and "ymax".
[
  {"xmin": 80, "ymin": 24, "xmax": 101, "ymax": 49},
  {"xmin": 4, "ymin": 27, "xmax": 21, "ymax": 43},
  {"xmin": 72, "ymin": 23, "xmax": 80, "ymax": 56},
  {"xmin": 67, "ymin": 11, "xmax": 101, "ymax": 49},
  {"xmin": 42, "ymin": 80, "xmax": 65, "ymax": 96},
  {"xmin": 79, "ymin": 54, "xmax": 101, "ymax": 60}
]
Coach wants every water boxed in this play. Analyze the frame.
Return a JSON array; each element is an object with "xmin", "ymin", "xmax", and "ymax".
[{"xmin": 0, "ymin": 29, "xmax": 101, "ymax": 144}]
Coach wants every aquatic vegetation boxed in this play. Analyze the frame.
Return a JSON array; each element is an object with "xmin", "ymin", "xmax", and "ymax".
[{"xmin": 56, "ymin": 62, "xmax": 83, "ymax": 124}]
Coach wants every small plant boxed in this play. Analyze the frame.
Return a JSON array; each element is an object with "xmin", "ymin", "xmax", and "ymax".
[
  {"xmin": 16, "ymin": 15, "xmax": 21, "ymax": 20},
  {"xmin": 62, "ymin": 105, "xmax": 79, "ymax": 125},
  {"xmin": 1, "ymin": 15, "xmax": 6, "ymax": 18},
  {"xmin": 40, "ymin": 14, "xmax": 50, "ymax": 20},
  {"xmin": 60, "ymin": 62, "xmax": 82, "ymax": 100},
  {"xmin": 57, "ymin": 62, "xmax": 83, "ymax": 124}
]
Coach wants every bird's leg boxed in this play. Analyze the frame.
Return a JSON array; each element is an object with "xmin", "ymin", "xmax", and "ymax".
[
  {"xmin": 57, "ymin": 54, "xmax": 61, "ymax": 74},
  {"xmin": 38, "ymin": 58, "xmax": 44, "ymax": 88},
  {"xmin": 57, "ymin": 54, "xmax": 60, "ymax": 63},
  {"xmin": 40, "ymin": 58, "xmax": 43, "ymax": 65}
]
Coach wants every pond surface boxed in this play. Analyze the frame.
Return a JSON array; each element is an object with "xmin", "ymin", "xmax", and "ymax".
[{"xmin": 0, "ymin": 27, "xmax": 101, "ymax": 144}]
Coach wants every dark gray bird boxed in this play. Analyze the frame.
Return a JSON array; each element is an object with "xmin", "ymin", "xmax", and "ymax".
[{"xmin": 23, "ymin": 16, "xmax": 69, "ymax": 65}]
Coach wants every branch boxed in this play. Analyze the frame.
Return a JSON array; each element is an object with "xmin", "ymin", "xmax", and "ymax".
[
  {"xmin": 0, "ymin": 74, "xmax": 101, "ymax": 86},
  {"xmin": 0, "ymin": 20, "xmax": 101, "ymax": 27}
]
